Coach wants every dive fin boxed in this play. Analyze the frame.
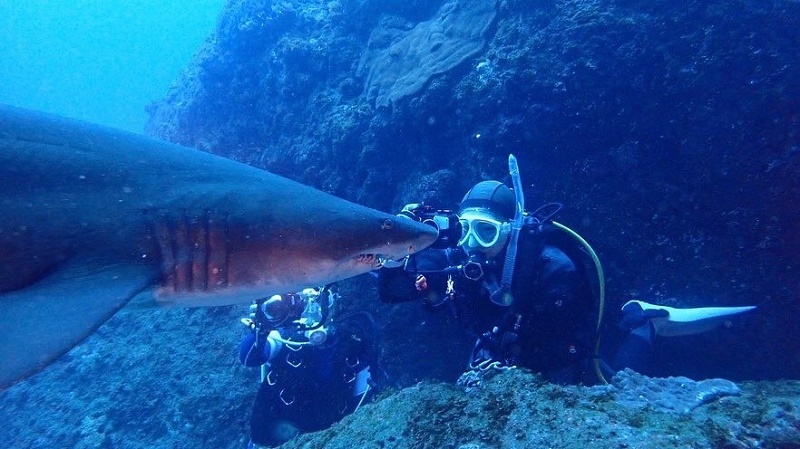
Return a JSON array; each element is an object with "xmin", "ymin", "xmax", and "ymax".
[
  {"xmin": 622, "ymin": 300, "xmax": 757, "ymax": 337},
  {"xmin": 0, "ymin": 260, "xmax": 157, "ymax": 389}
]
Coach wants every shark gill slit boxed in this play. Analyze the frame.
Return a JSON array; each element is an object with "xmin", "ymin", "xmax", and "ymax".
[
  {"xmin": 151, "ymin": 215, "xmax": 175, "ymax": 292},
  {"xmin": 189, "ymin": 213, "xmax": 207, "ymax": 291},
  {"xmin": 174, "ymin": 214, "xmax": 191, "ymax": 291},
  {"xmin": 206, "ymin": 212, "xmax": 230, "ymax": 290},
  {"xmin": 152, "ymin": 211, "xmax": 230, "ymax": 294}
]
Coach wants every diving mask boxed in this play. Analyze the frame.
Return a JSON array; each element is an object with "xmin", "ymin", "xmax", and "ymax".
[{"xmin": 457, "ymin": 210, "xmax": 509, "ymax": 249}]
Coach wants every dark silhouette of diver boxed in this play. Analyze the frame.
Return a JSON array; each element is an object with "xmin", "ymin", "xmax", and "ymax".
[{"xmin": 239, "ymin": 287, "xmax": 378, "ymax": 447}]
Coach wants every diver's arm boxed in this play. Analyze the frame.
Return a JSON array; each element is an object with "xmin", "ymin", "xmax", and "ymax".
[
  {"xmin": 378, "ymin": 245, "xmax": 467, "ymax": 305},
  {"xmin": 239, "ymin": 329, "xmax": 283, "ymax": 367}
]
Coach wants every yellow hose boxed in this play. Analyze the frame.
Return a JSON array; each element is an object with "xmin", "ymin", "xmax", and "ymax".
[{"xmin": 552, "ymin": 221, "xmax": 609, "ymax": 384}]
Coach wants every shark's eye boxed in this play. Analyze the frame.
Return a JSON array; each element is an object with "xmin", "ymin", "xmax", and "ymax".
[{"xmin": 381, "ymin": 219, "xmax": 393, "ymax": 230}]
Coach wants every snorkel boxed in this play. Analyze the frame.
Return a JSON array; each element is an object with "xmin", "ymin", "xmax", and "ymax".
[{"xmin": 490, "ymin": 154, "xmax": 524, "ymax": 306}]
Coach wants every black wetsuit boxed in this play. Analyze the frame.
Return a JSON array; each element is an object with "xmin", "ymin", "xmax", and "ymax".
[
  {"xmin": 379, "ymin": 222, "xmax": 601, "ymax": 384},
  {"xmin": 240, "ymin": 316, "xmax": 376, "ymax": 447}
]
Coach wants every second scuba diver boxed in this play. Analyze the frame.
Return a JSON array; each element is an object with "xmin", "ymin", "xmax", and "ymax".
[{"xmin": 238, "ymin": 287, "xmax": 378, "ymax": 447}]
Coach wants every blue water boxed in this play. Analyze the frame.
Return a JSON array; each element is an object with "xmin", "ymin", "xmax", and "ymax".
[
  {"xmin": 1, "ymin": 0, "xmax": 798, "ymax": 448},
  {"xmin": 0, "ymin": 0, "xmax": 225, "ymax": 133}
]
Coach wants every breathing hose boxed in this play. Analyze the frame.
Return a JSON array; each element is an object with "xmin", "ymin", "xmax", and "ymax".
[{"xmin": 551, "ymin": 221, "xmax": 608, "ymax": 384}]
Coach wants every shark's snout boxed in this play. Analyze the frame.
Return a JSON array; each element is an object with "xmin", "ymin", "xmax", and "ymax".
[{"xmin": 377, "ymin": 215, "xmax": 439, "ymax": 261}]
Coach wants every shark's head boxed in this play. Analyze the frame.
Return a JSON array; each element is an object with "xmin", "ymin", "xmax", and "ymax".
[
  {"xmin": 319, "ymin": 209, "xmax": 440, "ymax": 273},
  {"xmin": 236, "ymin": 202, "xmax": 438, "ymax": 297},
  {"xmin": 151, "ymin": 189, "xmax": 438, "ymax": 307}
]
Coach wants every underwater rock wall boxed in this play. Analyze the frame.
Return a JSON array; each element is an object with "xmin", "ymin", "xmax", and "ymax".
[
  {"xmin": 146, "ymin": 0, "xmax": 800, "ymax": 380},
  {"xmin": 358, "ymin": 0, "xmax": 498, "ymax": 109},
  {"xmin": 1, "ymin": 2, "xmax": 798, "ymax": 449},
  {"xmin": 282, "ymin": 369, "xmax": 800, "ymax": 449}
]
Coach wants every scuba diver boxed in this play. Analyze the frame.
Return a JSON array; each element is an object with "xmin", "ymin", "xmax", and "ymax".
[
  {"xmin": 379, "ymin": 154, "xmax": 756, "ymax": 385},
  {"xmin": 239, "ymin": 287, "xmax": 377, "ymax": 447}
]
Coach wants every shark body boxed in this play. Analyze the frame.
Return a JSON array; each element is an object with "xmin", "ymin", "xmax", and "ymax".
[{"xmin": 0, "ymin": 105, "xmax": 436, "ymax": 389}]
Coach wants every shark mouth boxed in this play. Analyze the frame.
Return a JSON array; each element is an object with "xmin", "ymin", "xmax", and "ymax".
[{"xmin": 355, "ymin": 253, "xmax": 383, "ymax": 269}]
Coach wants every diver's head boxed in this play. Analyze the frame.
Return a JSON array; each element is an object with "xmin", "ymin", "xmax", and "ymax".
[
  {"xmin": 298, "ymin": 287, "xmax": 332, "ymax": 345},
  {"xmin": 260, "ymin": 294, "xmax": 297, "ymax": 325},
  {"xmin": 457, "ymin": 180, "xmax": 515, "ymax": 258}
]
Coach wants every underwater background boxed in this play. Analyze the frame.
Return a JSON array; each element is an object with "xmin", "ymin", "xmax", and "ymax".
[
  {"xmin": 1, "ymin": 0, "xmax": 799, "ymax": 448},
  {"xmin": 0, "ymin": 0, "xmax": 225, "ymax": 132}
]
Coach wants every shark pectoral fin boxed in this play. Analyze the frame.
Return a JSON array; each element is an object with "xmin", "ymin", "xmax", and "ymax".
[{"xmin": 0, "ymin": 260, "xmax": 157, "ymax": 389}]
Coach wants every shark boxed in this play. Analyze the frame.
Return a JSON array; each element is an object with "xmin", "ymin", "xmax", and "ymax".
[{"xmin": 0, "ymin": 105, "xmax": 437, "ymax": 389}]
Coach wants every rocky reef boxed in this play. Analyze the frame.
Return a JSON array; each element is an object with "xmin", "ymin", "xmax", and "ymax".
[
  {"xmin": 3, "ymin": 312, "xmax": 798, "ymax": 449},
  {"xmin": 2, "ymin": 1, "xmax": 798, "ymax": 448},
  {"xmin": 359, "ymin": 0, "xmax": 498, "ymax": 109},
  {"xmin": 146, "ymin": 0, "xmax": 800, "ymax": 380},
  {"xmin": 283, "ymin": 368, "xmax": 800, "ymax": 449}
]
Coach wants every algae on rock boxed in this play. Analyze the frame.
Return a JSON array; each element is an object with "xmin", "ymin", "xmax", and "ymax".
[{"xmin": 359, "ymin": 0, "xmax": 498, "ymax": 108}]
